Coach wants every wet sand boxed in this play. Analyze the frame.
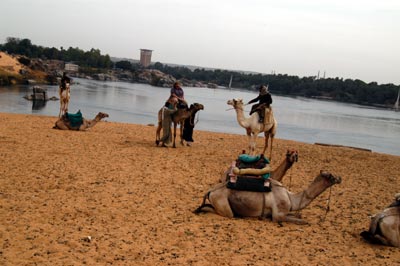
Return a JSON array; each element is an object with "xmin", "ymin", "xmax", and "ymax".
[{"xmin": 0, "ymin": 112, "xmax": 399, "ymax": 265}]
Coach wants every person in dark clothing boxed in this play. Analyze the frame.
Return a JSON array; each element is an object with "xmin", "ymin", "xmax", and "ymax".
[
  {"xmin": 248, "ymin": 85, "xmax": 272, "ymax": 123},
  {"xmin": 60, "ymin": 72, "xmax": 71, "ymax": 90},
  {"xmin": 182, "ymin": 106, "xmax": 196, "ymax": 146}
]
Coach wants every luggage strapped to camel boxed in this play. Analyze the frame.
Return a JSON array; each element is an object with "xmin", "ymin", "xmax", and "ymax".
[{"xmin": 226, "ymin": 151, "xmax": 272, "ymax": 192}]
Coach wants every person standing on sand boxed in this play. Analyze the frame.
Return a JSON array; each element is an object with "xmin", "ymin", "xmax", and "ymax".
[
  {"xmin": 182, "ymin": 107, "xmax": 196, "ymax": 146},
  {"xmin": 248, "ymin": 85, "xmax": 272, "ymax": 123},
  {"xmin": 160, "ymin": 97, "xmax": 178, "ymax": 147}
]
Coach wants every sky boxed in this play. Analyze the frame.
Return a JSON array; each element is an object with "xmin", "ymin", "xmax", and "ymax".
[{"xmin": 1, "ymin": 0, "xmax": 399, "ymax": 85}]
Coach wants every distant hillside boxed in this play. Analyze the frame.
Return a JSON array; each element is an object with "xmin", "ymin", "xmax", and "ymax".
[{"xmin": 0, "ymin": 52, "xmax": 49, "ymax": 85}]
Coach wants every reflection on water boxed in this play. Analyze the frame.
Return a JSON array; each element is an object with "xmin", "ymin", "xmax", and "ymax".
[
  {"xmin": 1, "ymin": 78, "xmax": 399, "ymax": 156},
  {"xmin": 32, "ymin": 100, "xmax": 47, "ymax": 110}
]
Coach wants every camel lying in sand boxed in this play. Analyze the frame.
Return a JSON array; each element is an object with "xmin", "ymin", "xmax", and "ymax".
[
  {"xmin": 361, "ymin": 193, "xmax": 400, "ymax": 248},
  {"xmin": 195, "ymin": 170, "xmax": 341, "ymax": 224},
  {"xmin": 53, "ymin": 112, "xmax": 109, "ymax": 131}
]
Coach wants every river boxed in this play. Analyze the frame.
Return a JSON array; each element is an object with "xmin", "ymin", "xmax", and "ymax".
[{"xmin": 1, "ymin": 78, "xmax": 399, "ymax": 156}]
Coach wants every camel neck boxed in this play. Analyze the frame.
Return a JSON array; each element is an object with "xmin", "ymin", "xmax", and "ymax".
[
  {"xmin": 289, "ymin": 177, "xmax": 332, "ymax": 211},
  {"xmin": 271, "ymin": 158, "xmax": 293, "ymax": 182}
]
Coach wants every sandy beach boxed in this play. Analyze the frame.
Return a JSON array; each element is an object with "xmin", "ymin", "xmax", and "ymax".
[{"xmin": 1, "ymin": 112, "xmax": 399, "ymax": 265}]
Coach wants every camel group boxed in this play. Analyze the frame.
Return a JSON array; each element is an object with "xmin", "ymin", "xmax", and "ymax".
[
  {"xmin": 51, "ymin": 79, "xmax": 399, "ymax": 248},
  {"xmin": 54, "ymin": 77, "xmax": 109, "ymax": 131},
  {"xmin": 155, "ymin": 102, "xmax": 204, "ymax": 148},
  {"xmin": 54, "ymin": 112, "xmax": 109, "ymax": 131},
  {"xmin": 195, "ymin": 151, "xmax": 342, "ymax": 224},
  {"xmin": 197, "ymin": 96, "xmax": 399, "ymax": 248}
]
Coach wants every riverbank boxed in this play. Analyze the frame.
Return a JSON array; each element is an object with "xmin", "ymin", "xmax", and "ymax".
[{"xmin": 1, "ymin": 112, "xmax": 399, "ymax": 265}]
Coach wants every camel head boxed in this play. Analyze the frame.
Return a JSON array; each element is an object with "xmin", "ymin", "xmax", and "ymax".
[
  {"xmin": 227, "ymin": 98, "xmax": 244, "ymax": 109},
  {"xmin": 96, "ymin": 112, "xmax": 109, "ymax": 120},
  {"xmin": 286, "ymin": 150, "xmax": 299, "ymax": 163},
  {"xmin": 190, "ymin": 103, "xmax": 204, "ymax": 111},
  {"xmin": 317, "ymin": 170, "xmax": 342, "ymax": 185}
]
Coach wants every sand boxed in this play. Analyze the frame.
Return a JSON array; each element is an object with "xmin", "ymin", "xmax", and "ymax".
[{"xmin": 0, "ymin": 112, "xmax": 399, "ymax": 265}]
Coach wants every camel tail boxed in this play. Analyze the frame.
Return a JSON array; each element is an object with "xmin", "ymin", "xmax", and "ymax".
[
  {"xmin": 360, "ymin": 231, "xmax": 387, "ymax": 245},
  {"xmin": 193, "ymin": 204, "xmax": 215, "ymax": 214}
]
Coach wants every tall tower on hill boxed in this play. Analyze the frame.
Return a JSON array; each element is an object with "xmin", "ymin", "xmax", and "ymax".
[{"xmin": 140, "ymin": 49, "xmax": 153, "ymax": 67}]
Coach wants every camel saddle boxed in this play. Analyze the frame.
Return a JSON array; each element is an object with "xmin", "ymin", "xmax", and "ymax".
[
  {"xmin": 64, "ymin": 110, "xmax": 83, "ymax": 128},
  {"xmin": 227, "ymin": 153, "xmax": 271, "ymax": 192}
]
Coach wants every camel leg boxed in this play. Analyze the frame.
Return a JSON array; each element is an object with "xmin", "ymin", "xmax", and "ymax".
[
  {"xmin": 65, "ymin": 100, "xmax": 69, "ymax": 114},
  {"xmin": 155, "ymin": 121, "xmax": 162, "ymax": 146},
  {"xmin": 243, "ymin": 129, "xmax": 250, "ymax": 154},
  {"xmin": 262, "ymin": 132, "xmax": 269, "ymax": 156},
  {"xmin": 250, "ymin": 134, "xmax": 257, "ymax": 155},
  {"xmin": 208, "ymin": 192, "xmax": 234, "ymax": 218},
  {"xmin": 269, "ymin": 135, "xmax": 274, "ymax": 161},
  {"xmin": 273, "ymin": 212, "xmax": 308, "ymax": 225},
  {"xmin": 172, "ymin": 123, "xmax": 177, "ymax": 148},
  {"xmin": 59, "ymin": 100, "xmax": 63, "ymax": 118},
  {"xmin": 54, "ymin": 120, "xmax": 69, "ymax": 130},
  {"xmin": 179, "ymin": 122, "xmax": 184, "ymax": 146}
]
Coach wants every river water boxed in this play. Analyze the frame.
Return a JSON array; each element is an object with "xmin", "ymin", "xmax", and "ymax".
[{"xmin": 1, "ymin": 78, "xmax": 399, "ymax": 156}]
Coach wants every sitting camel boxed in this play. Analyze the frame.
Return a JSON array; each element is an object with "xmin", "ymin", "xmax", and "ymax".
[
  {"xmin": 227, "ymin": 98, "xmax": 277, "ymax": 159},
  {"xmin": 361, "ymin": 193, "xmax": 400, "ymax": 248},
  {"xmin": 195, "ymin": 170, "xmax": 341, "ymax": 224},
  {"xmin": 58, "ymin": 84, "xmax": 70, "ymax": 118},
  {"xmin": 155, "ymin": 102, "xmax": 204, "ymax": 148},
  {"xmin": 53, "ymin": 111, "xmax": 109, "ymax": 131}
]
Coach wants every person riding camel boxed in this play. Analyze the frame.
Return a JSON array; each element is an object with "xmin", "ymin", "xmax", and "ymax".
[
  {"xmin": 60, "ymin": 72, "xmax": 71, "ymax": 91},
  {"xmin": 169, "ymin": 81, "xmax": 187, "ymax": 108},
  {"xmin": 248, "ymin": 85, "xmax": 272, "ymax": 123}
]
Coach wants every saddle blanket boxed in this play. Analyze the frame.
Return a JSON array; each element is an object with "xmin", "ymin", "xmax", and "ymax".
[
  {"xmin": 66, "ymin": 110, "xmax": 83, "ymax": 128},
  {"xmin": 227, "ymin": 176, "xmax": 271, "ymax": 192}
]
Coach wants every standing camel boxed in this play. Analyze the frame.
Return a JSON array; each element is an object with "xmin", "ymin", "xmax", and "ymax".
[
  {"xmin": 361, "ymin": 193, "xmax": 400, "ymax": 248},
  {"xmin": 54, "ymin": 112, "xmax": 109, "ymax": 131},
  {"xmin": 58, "ymin": 84, "xmax": 70, "ymax": 118},
  {"xmin": 155, "ymin": 103, "xmax": 204, "ymax": 148},
  {"xmin": 227, "ymin": 98, "xmax": 277, "ymax": 159},
  {"xmin": 195, "ymin": 170, "xmax": 341, "ymax": 224}
]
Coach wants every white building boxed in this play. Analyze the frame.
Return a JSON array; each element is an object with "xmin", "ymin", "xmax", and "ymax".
[{"xmin": 64, "ymin": 63, "xmax": 79, "ymax": 72}]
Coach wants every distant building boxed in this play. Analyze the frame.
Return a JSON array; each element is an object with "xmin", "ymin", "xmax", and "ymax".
[
  {"xmin": 140, "ymin": 49, "xmax": 153, "ymax": 67},
  {"xmin": 64, "ymin": 63, "xmax": 79, "ymax": 72}
]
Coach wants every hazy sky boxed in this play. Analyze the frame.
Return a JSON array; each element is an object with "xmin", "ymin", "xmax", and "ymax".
[{"xmin": 1, "ymin": 0, "xmax": 399, "ymax": 84}]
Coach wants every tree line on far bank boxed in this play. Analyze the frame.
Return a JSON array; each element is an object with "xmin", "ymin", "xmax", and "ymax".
[{"xmin": 1, "ymin": 37, "xmax": 399, "ymax": 108}]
